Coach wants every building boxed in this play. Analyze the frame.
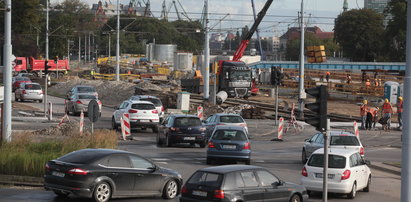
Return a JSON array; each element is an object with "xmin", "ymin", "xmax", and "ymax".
[
  {"xmin": 279, "ymin": 26, "xmax": 334, "ymax": 51},
  {"xmin": 92, "ymin": 0, "xmax": 151, "ymax": 24},
  {"xmin": 364, "ymin": 0, "xmax": 390, "ymax": 14}
]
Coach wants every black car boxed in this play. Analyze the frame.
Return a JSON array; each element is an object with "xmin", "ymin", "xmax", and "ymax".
[
  {"xmin": 157, "ymin": 114, "xmax": 207, "ymax": 148},
  {"xmin": 180, "ymin": 165, "xmax": 309, "ymax": 202},
  {"xmin": 44, "ymin": 149, "xmax": 182, "ymax": 202}
]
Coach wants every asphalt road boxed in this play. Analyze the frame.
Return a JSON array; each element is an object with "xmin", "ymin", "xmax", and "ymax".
[{"xmin": 4, "ymin": 95, "xmax": 402, "ymax": 202}]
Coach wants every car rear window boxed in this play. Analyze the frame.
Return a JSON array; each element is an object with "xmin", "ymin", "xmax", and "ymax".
[
  {"xmin": 330, "ymin": 136, "xmax": 360, "ymax": 146},
  {"xmin": 77, "ymin": 86, "xmax": 95, "ymax": 93},
  {"xmin": 187, "ymin": 171, "xmax": 223, "ymax": 188},
  {"xmin": 219, "ymin": 116, "xmax": 244, "ymax": 123},
  {"xmin": 212, "ymin": 130, "xmax": 247, "ymax": 141},
  {"xmin": 25, "ymin": 84, "xmax": 41, "ymax": 90},
  {"xmin": 58, "ymin": 150, "xmax": 102, "ymax": 164},
  {"xmin": 140, "ymin": 98, "xmax": 162, "ymax": 107},
  {"xmin": 17, "ymin": 77, "xmax": 30, "ymax": 81},
  {"xmin": 78, "ymin": 95, "xmax": 96, "ymax": 99},
  {"xmin": 308, "ymin": 154, "xmax": 346, "ymax": 169},
  {"xmin": 132, "ymin": 103, "xmax": 155, "ymax": 110},
  {"xmin": 174, "ymin": 117, "xmax": 201, "ymax": 127}
]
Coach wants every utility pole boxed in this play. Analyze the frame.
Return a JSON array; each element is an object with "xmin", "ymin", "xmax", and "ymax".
[
  {"xmin": 2, "ymin": 0, "xmax": 12, "ymax": 142},
  {"xmin": 88, "ymin": 33, "xmax": 91, "ymax": 62},
  {"xmin": 203, "ymin": 0, "xmax": 210, "ymax": 100},
  {"xmin": 116, "ymin": 0, "xmax": 120, "ymax": 81},
  {"xmin": 108, "ymin": 32, "xmax": 111, "ymax": 58},
  {"xmin": 401, "ymin": 1, "xmax": 411, "ymax": 201},
  {"xmin": 78, "ymin": 35, "xmax": 81, "ymax": 67},
  {"xmin": 44, "ymin": 0, "xmax": 49, "ymax": 118},
  {"xmin": 298, "ymin": 0, "xmax": 306, "ymax": 118},
  {"xmin": 67, "ymin": 39, "xmax": 70, "ymax": 66},
  {"xmin": 323, "ymin": 119, "xmax": 330, "ymax": 202},
  {"xmin": 84, "ymin": 32, "xmax": 86, "ymax": 64}
]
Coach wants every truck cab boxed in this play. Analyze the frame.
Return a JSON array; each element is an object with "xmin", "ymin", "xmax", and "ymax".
[{"xmin": 218, "ymin": 61, "xmax": 252, "ymax": 98}]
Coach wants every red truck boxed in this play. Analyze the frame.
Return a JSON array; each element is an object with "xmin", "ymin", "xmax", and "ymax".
[{"xmin": 14, "ymin": 57, "xmax": 70, "ymax": 78}]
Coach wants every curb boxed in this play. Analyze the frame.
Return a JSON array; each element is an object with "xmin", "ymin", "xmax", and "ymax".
[
  {"xmin": 0, "ymin": 174, "xmax": 43, "ymax": 187},
  {"xmin": 369, "ymin": 163, "xmax": 401, "ymax": 176}
]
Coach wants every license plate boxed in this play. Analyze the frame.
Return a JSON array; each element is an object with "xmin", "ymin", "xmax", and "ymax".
[
  {"xmin": 316, "ymin": 173, "xmax": 334, "ymax": 179},
  {"xmin": 140, "ymin": 120, "xmax": 150, "ymax": 122},
  {"xmin": 222, "ymin": 145, "xmax": 236, "ymax": 149},
  {"xmin": 192, "ymin": 190, "xmax": 207, "ymax": 197},
  {"xmin": 184, "ymin": 137, "xmax": 195, "ymax": 140},
  {"xmin": 52, "ymin": 171, "xmax": 65, "ymax": 177}
]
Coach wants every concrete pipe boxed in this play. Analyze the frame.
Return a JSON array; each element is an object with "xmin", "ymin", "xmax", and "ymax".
[{"xmin": 216, "ymin": 91, "xmax": 228, "ymax": 105}]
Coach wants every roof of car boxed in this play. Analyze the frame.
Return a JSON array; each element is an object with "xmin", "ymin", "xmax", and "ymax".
[
  {"xmin": 198, "ymin": 165, "xmax": 264, "ymax": 174},
  {"xmin": 214, "ymin": 125, "xmax": 246, "ymax": 131},
  {"xmin": 329, "ymin": 131, "xmax": 356, "ymax": 136},
  {"xmin": 214, "ymin": 113, "xmax": 242, "ymax": 117},
  {"xmin": 75, "ymin": 85, "xmax": 95, "ymax": 88},
  {"xmin": 70, "ymin": 148, "xmax": 133, "ymax": 156},
  {"xmin": 130, "ymin": 95, "xmax": 160, "ymax": 99},
  {"xmin": 23, "ymin": 82, "xmax": 40, "ymax": 85},
  {"xmin": 312, "ymin": 148, "xmax": 359, "ymax": 157},
  {"xmin": 168, "ymin": 114, "xmax": 199, "ymax": 118}
]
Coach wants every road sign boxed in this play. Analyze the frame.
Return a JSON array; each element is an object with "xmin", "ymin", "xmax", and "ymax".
[{"xmin": 88, "ymin": 99, "xmax": 100, "ymax": 122}]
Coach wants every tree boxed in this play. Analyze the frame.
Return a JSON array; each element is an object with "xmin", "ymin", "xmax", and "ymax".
[
  {"xmin": 384, "ymin": 0, "xmax": 406, "ymax": 62},
  {"xmin": 334, "ymin": 9, "xmax": 385, "ymax": 61}
]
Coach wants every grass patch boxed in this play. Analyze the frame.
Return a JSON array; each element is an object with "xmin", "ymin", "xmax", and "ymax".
[{"xmin": 0, "ymin": 130, "xmax": 118, "ymax": 177}]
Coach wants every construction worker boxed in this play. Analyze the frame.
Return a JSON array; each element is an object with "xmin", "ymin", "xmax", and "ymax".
[
  {"xmin": 365, "ymin": 79, "xmax": 371, "ymax": 88},
  {"xmin": 325, "ymin": 72, "xmax": 330, "ymax": 83},
  {"xmin": 360, "ymin": 100, "xmax": 369, "ymax": 129},
  {"xmin": 346, "ymin": 74, "xmax": 352, "ymax": 84},
  {"xmin": 382, "ymin": 98, "xmax": 393, "ymax": 129},
  {"xmin": 371, "ymin": 107, "xmax": 379, "ymax": 130},
  {"xmin": 397, "ymin": 96, "xmax": 403, "ymax": 129}
]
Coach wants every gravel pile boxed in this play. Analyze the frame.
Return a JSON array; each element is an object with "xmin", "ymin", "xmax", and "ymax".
[{"xmin": 33, "ymin": 121, "xmax": 81, "ymax": 137}]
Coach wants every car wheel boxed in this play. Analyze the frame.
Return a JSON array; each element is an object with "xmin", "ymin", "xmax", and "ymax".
[
  {"xmin": 93, "ymin": 181, "xmax": 111, "ymax": 202},
  {"xmin": 199, "ymin": 141, "xmax": 206, "ymax": 148},
  {"xmin": 245, "ymin": 159, "xmax": 251, "ymax": 165},
  {"xmin": 162, "ymin": 179, "xmax": 178, "ymax": 199},
  {"xmin": 112, "ymin": 117, "xmax": 118, "ymax": 130},
  {"xmin": 38, "ymin": 99, "xmax": 43, "ymax": 103},
  {"xmin": 53, "ymin": 190, "xmax": 69, "ymax": 198},
  {"xmin": 363, "ymin": 176, "xmax": 371, "ymax": 192},
  {"xmin": 347, "ymin": 182, "xmax": 356, "ymax": 199},
  {"xmin": 152, "ymin": 126, "xmax": 158, "ymax": 133},
  {"xmin": 290, "ymin": 194, "xmax": 301, "ymax": 202},
  {"xmin": 157, "ymin": 133, "xmax": 163, "ymax": 146},
  {"xmin": 302, "ymin": 149, "xmax": 307, "ymax": 164},
  {"xmin": 206, "ymin": 157, "xmax": 212, "ymax": 165},
  {"xmin": 72, "ymin": 107, "xmax": 79, "ymax": 116}
]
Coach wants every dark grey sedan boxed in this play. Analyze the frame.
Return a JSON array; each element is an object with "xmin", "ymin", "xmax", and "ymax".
[{"xmin": 206, "ymin": 125, "xmax": 251, "ymax": 165}]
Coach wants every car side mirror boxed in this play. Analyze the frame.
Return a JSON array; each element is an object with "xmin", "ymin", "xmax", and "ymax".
[
  {"xmin": 305, "ymin": 138, "xmax": 311, "ymax": 142},
  {"xmin": 272, "ymin": 181, "xmax": 281, "ymax": 188},
  {"xmin": 148, "ymin": 165, "xmax": 157, "ymax": 172}
]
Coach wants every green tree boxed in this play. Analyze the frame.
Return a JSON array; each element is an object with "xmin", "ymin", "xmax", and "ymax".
[
  {"xmin": 334, "ymin": 9, "xmax": 385, "ymax": 61},
  {"xmin": 384, "ymin": 0, "xmax": 406, "ymax": 62}
]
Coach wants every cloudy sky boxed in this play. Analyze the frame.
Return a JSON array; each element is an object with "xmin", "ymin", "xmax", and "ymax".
[{"xmin": 53, "ymin": 0, "xmax": 364, "ymax": 36}]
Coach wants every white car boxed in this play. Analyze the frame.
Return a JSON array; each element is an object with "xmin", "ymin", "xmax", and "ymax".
[
  {"xmin": 301, "ymin": 148, "xmax": 371, "ymax": 199},
  {"xmin": 14, "ymin": 82, "xmax": 43, "ymax": 102},
  {"xmin": 129, "ymin": 95, "xmax": 165, "ymax": 121},
  {"xmin": 112, "ymin": 100, "xmax": 160, "ymax": 132}
]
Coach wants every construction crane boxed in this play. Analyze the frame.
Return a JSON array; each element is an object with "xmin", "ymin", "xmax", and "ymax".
[{"xmin": 161, "ymin": 0, "xmax": 191, "ymax": 21}]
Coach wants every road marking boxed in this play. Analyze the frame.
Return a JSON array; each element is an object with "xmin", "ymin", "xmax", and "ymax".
[
  {"xmin": 151, "ymin": 158, "xmax": 170, "ymax": 161},
  {"xmin": 156, "ymin": 162, "xmax": 168, "ymax": 165}
]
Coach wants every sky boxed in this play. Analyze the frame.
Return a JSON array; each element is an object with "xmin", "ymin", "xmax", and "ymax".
[{"xmin": 52, "ymin": 0, "xmax": 365, "ymax": 36}]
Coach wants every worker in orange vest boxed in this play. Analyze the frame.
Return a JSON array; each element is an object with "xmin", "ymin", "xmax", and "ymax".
[
  {"xmin": 360, "ymin": 100, "xmax": 369, "ymax": 129},
  {"xmin": 365, "ymin": 79, "xmax": 371, "ymax": 88},
  {"xmin": 382, "ymin": 98, "xmax": 393, "ymax": 129},
  {"xmin": 370, "ymin": 107, "xmax": 379, "ymax": 130},
  {"xmin": 397, "ymin": 96, "xmax": 403, "ymax": 129},
  {"xmin": 325, "ymin": 72, "xmax": 330, "ymax": 82}
]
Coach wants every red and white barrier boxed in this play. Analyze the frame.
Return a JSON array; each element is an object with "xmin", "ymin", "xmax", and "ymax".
[
  {"xmin": 197, "ymin": 106, "xmax": 204, "ymax": 119},
  {"xmin": 48, "ymin": 102, "xmax": 53, "ymax": 121},
  {"xmin": 79, "ymin": 110, "xmax": 84, "ymax": 135},
  {"xmin": 277, "ymin": 117, "xmax": 284, "ymax": 140},
  {"xmin": 58, "ymin": 114, "xmax": 70, "ymax": 126},
  {"xmin": 353, "ymin": 121, "xmax": 359, "ymax": 137},
  {"xmin": 121, "ymin": 113, "xmax": 131, "ymax": 139}
]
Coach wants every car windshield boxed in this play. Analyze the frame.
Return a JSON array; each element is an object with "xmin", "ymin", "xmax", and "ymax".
[
  {"xmin": 308, "ymin": 154, "xmax": 346, "ymax": 169},
  {"xmin": 212, "ymin": 130, "xmax": 247, "ymax": 141},
  {"xmin": 220, "ymin": 116, "xmax": 244, "ymax": 123},
  {"xmin": 78, "ymin": 95, "xmax": 96, "ymax": 100},
  {"xmin": 58, "ymin": 150, "xmax": 102, "ymax": 164},
  {"xmin": 140, "ymin": 98, "xmax": 162, "ymax": 107},
  {"xmin": 187, "ymin": 171, "xmax": 223, "ymax": 188},
  {"xmin": 132, "ymin": 103, "xmax": 155, "ymax": 110},
  {"xmin": 77, "ymin": 86, "xmax": 95, "ymax": 93},
  {"xmin": 330, "ymin": 136, "xmax": 360, "ymax": 146},
  {"xmin": 25, "ymin": 84, "xmax": 41, "ymax": 90},
  {"xmin": 230, "ymin": 71, "xmax": 251, "ymax": 81},
  {"xmin": 174, "ymin": 117, "xmax": 201, "ymax": 127}
]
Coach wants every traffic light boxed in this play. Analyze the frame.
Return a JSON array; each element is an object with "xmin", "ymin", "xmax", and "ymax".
[
  {"xmin": 271, "ymin": 66, "xmax": 283, "ymax": 86},
  {"xmin": 45, "ymin": 60, "xmax": 51, "ymax": 75},
  {"xmin": 305, "ymin": 85, "xmax": 328, "ymax": 132}
]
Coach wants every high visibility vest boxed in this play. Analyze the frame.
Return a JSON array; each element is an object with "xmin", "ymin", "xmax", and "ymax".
[
  {"xmin": 398, "ymin": 100, "xmax": 403, "ymax": 113},
  {"xmin": 382, "ymin": 103, "xmax": 393, "ymax": 114}
]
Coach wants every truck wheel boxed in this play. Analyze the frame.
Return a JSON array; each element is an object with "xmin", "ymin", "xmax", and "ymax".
[
  {"xmin": 49, "ymin": 72, "xmax": 57, "ymax": 78},
  {"xmin": 58, "ymin": 72, "xmax": 64, "ymax": 78}
]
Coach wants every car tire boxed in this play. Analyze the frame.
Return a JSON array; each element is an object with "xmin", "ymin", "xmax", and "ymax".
[
  {"xmin": 53, "ymin": 190, "xmax": 69, "ymax": 198},
  {"xmin": 38, "ymin": 99, "xmax": 43, "ymax": 103},
  {"xmin": 93, "ymin": 181, "xmax": 111, "ymax": 202},
  {"xmin": 289, "ymin": 194, "xmax": 301, "ymax": 202},
  {"xmin": 347, "ymin": 182, "xmax": 356, "ymax": 199},
  {"xmin": 363, "ymin": 176, "xmax": 371, "ymax": 192},
  {"xmin": 302, "ymin": 149, "xmax": 307, "ymax": 164},
  {"xmin": 112, "ymin": 117, "xmax": 118, "ymax": 130},
  {"xmin": 152, "ymin": 126, "xmax": 158, "ymax": 133},
  {"xmin": 162, "ymin": 179, "xmax": 178, "ymax": 199},
  {"xmin": 245, "ymin": 159, "xmax": 251, "ymax": 165},
  {"xmin": 14, "ymin": 95, "xmax": 18, "ymax": 102}
]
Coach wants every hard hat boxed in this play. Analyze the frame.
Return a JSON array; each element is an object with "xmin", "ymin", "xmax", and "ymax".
[
  {"xmin": 385, "ymin": 98, "xmax": 389, "ymax": 103},
  {"xmin": 363, "ymin": 100, "xmax": 368, "ymax": 104},
  {"xmin": 326, "ymin": 72, "xmax": 330, "ymax": 75},
  {"xmin": 399, "ymin": 96, "xmax": 403, "ymax": 100}
]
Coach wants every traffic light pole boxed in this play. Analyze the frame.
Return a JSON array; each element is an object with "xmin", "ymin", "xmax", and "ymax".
[
  {"xmin": 298, "ymin": 0, "xmax": 306, "ymax": 119},
  {"xmin": 2, "ymin": 0, "xmax": 12, "ymax": 142},
  {"xmin": 322, "ymin": 118, "xmax": 330, "ymax": 202},
  {"xmin": 44, "ymin": 0, "xmax": 49, "ymax": 118}
]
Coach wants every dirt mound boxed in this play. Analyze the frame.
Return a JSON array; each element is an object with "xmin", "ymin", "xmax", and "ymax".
[{"xmin": 32, "ymin": 121, "xmax": 81, "ymax": 137}]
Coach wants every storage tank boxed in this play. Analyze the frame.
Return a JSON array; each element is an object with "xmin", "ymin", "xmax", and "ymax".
[
  {"xmin": 145, "ymin": 43, "xmax": 155, "ymax": 62},
  {"xmin": 174, "ymin": 52, "xmax": 193, "ymax": 71},
  {"xmin": 153, "ymin": 44, "xmax": 177, "ymax": 64}
]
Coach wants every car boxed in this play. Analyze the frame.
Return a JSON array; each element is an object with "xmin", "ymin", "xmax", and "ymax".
[
  {"xmin": 203, "ymin": 113, "xmax": 248, "ymax": 139},
  {"xmin": 112, "ymin": 100, "xmax": 160, "ymax": 132},
  {"xmin": 301, "ymin": 148, "xmax": 371, "ymax": 199},
  {"xmin": 157, "ymin": 114, "xmax": 206, "ymax": 148},
  {"xmin": 129, "ymin": 95, "xmax": 165, "ymax": 121},
  {"xmin": 180, "ymin": 165, "xmax": 309, "ymax": 202},
  {"xmin": 67, "ymin": 85, "xmax": 98, "ymax": 98},
  {"xmin": 44, "ymin": 148, "xmax": 182, "ymax": 202},
  {"xmin": 16, "ymin": 72, "xmax": 34, "ymax": 78},
  {"xmin": 301, "ymin": 131, "xmax": 365, "ymax": 164},
  {"xmin": 65, "ymin": 93, "xmax": 102, "ymax": 116},
  {"xmin": 206, "ymin": 125, "xmax": 251, "ymax": 165},
  {"xmin": 12, "ymin": 76, "xmax": 31, "ymax": 92},
  {"xmin": 14, "ymin": 82, "xmax": 43, "ymax": 102}
]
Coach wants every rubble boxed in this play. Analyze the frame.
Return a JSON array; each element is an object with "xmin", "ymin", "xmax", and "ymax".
[{"xmin": 32, "ymin": 121, "xmax": 81, "ymax": 137}]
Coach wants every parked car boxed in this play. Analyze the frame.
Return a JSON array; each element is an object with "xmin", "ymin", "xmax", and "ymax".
[
  {"xmin": 44, "ymin": 148, "xmax": 182, "ymax": 202},
  {"xmin": 12, "ymin": 76, "xmax": 31, "ymax": 92},
  {"xmin": 203, "ymin": 113, "xmax": 248, "ymax": 139},
  {"xmin": 65, "ymin": 93, "xmax": 102, "ymax": 116},
  {"xmin": 157, "ymin": 114, "xmax": 206, "ymax": 147},
  {"xmin": 129, "ymin": 95, "xmax": 165, "ymax": 121},
  {"xmin": 301, "ymin": 131, "xmax": 364, "ymax": 163},
  {"xmin": 207, "ymin": 125, "xmax": 251, "ymax": 165},
  {"xmin": 181, "ymin": 165, "xmax": 309, "ymax": 202},
  {"xmin": 67, "ymin": 85, "xmax": 98, "ymax": 98},
  {"xmin": 16, "ymin": 72, "xmax": 34, "ymax": 78},
  {"xmin": 112, "ymin": 100, "xmax": 159, "ymax": 132},
  {"xmin": 14, "ymin": 82, "xmax": 43, "ymax": 102},
  {"xmin": 301, "ymin": 148, "xmax": 371, "ymax": 199}
]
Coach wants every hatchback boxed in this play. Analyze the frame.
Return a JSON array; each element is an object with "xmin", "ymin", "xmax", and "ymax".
[
  {"xmin": 112, "ymin": 100, "xmax": 160, "ymax": 132},
  {"xmin": 44, "ymin": 149, "xmax": 182, "ymax": 202},
  {"xmin": 203, "ymin": 113, "xmax": 248, "ymax": 138},
  {"xmin": 157, "ymin": 114, "xmax": 206, "ymax": 147},
  {"xmin": 14, "ymin": 82, "xmax": 43, "ymax": 102},
  {"xmin": 12, "ymin": 76, "xmax": 31, "ymax": 92},
  {"xmin": 207, "ymin": 125, "xmax": 251, "ymax": 165},
  {"xmin": 301, "ymin": 131, "xmax": 364, "ymax": 163},
  {"xmin": 129, "ymin": 95, "xmax": 165, "ymax": 121},
  {"xmin": 181, "ymin": 165, "xmax": 309, "ymax": 202},
  {"xmin": 301, "ymin": 148, "xmax": 371, "ymax": 199},
  {"xmin": 65, "ymin": 93, "xmax": 102, "ymax": 116},
  {"xmin": 67, "ymin": 85, "xmax": 98, "ymax": 98}
]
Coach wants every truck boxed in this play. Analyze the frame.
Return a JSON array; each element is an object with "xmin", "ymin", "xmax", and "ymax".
[
  {"xmin": 13, "ymin": 57, "xmax": 70, "ymax": 78},
  {"xmin": 217, "ymin": 0, "xmax": 273, "ymax": 98}
]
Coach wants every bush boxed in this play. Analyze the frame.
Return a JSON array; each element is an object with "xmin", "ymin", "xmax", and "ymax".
[{"xmin": 0, "ymin": 129, "xmax": 118, "ymax": 177}]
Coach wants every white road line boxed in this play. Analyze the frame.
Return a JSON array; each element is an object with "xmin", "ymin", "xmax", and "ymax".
[{"xmin": 151, "ymin": 158, "xmax": 170, "ymax": 161}]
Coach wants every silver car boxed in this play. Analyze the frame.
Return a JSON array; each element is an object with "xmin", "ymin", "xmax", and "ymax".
[
  {"xmin": 203, "ymin": 113, "xmax": 248, "ymax": 139},
  {"xmin": 67, "ymin": 85, "xmax": 98, "ymax": 98},
  {"xmin": 65, "ymin": 93, "xmax": 102, "ymax": 116},
  {"xmin": 14, "ymin": 82, "xmax": 43, "ymax": 102}
]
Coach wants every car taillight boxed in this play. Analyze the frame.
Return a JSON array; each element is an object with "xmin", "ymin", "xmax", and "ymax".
[
  {"xmin": 98, "ymin": 100, "xmax": 102, "ymax": 105},
  {"xmin": 152, "ymin": 110, "xmax": 158, "ymax": 114},
  {"xmin": 128, "ymin": 109, "xmax": 138, "ymax": 113},
  {"xmin": 214, "ymin": 190, "xmax": 225, "ymax": 199},
  {"xmin": 45, "ymin": 164, "xmax": 51, "ymax": 171},
  {"xmin": 67, "ymin": 168, "xmax": 88, "ymax": 175},
  {"xmin": 208, "ymin": 141, "xmax": 215, "ymax": 148},
  {"xmin": 302, "ymin": 166, "xmax": 308, "ymax": 177},
  {"xmin": 181, "ymin": 185, "xmax": 187, "ymax": 194},
  {"xmin": 360, "ymin": 147, "xmax": 365, "ymax": 155},
  {"xmin": 170, "ymin": 127, "xmax": 179, "ymax": 132},
  {"xmin": 22, "ymin": 90, "xmax": 26, "ymax": 94},
  {"xmin": 243, "ymin": 142, "xmax": 251, "ymax": 150},
  {"xmin": 161, "ymin": 106, "xmax": 164, "ymax": 112},
  {"xmin": 341, "ymin": 170, "xmax": 351, "ymax": 180},
  {"xmin": 76, "ymin": 100, "xmax": 82, "ymax": 104},
  {"xmin": 239, "ymin": 123, "xmax": 247, "ymax": 127},
  {"xmin": 40, "ymin": 90, "xmax": 44, "ymax": 94}
]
